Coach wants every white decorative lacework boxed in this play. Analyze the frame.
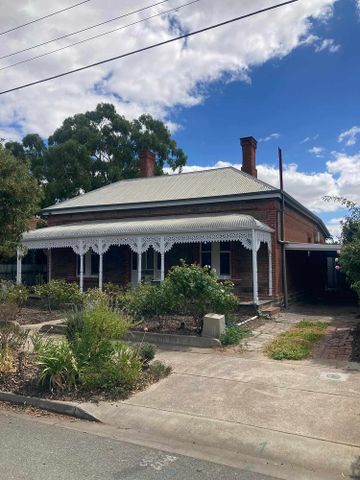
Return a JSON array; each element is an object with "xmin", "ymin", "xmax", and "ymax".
[{"xmin": 22, "ymin": 229, "xmax": 272, "ymax": 254}]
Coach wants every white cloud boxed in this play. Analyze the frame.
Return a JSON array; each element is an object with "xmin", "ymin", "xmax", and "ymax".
[
  {"xmin": 0, "ymin": 0, "xmax": 337, "ymax": 137},
  {"xmin": 338, "ymin": 126, "xmax": 360, "ymax": 146},
  {"xmin": 300, "ymin": 134, "xmax": 319, "ymax": 143},
  {"xmin": 308, "ymin": 146, "xmax": 324, "ymax": 156},
  {"xmin": 314, "ymin": 37, "xmax": 340, "ymax": 53},
  {"xmin": 166, "ymin": 149, "xmax": 360, "ymax": 214},
  {"xmin": 326, "ymin": 217, "xmax": 343, "ymax": 239},
  {"xmin": 259, "ymin": 133, "xmax": 280, "ymax": 142}
]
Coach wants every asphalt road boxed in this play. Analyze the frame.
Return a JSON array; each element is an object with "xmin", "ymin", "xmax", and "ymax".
[{"xmin": 0, "ymin": 412, "xmax": 279, "ymax": 480}]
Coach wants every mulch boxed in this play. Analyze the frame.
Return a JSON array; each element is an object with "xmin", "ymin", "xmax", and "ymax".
[{"xmin": 15, "ymin": 307, "xmax": 62, "ymax": 325}]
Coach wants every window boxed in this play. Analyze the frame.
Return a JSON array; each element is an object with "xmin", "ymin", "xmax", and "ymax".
[
  {"xmin": 201, "ymin": 243, "xmax": 212, "ymax": 267},
  {"xmin": 77, "ymin": 249, "xmax": 99, "ymax": 277},
  {"xmin": 219, "ymin": 242, "xmax": 231, "ymax": 277},
  {"xmin": 200, "ymin": 242, "xmax": 231, "ymax": 279}
]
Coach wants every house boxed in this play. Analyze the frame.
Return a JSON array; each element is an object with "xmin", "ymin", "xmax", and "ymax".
[{"xmin": 19, "ymin": 137, "xmax": 342, "ymax": 305}]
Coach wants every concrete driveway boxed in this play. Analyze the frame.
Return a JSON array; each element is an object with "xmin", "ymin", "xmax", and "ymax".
[{"xmin": 83, "ymin": 305, "xmax": 360, "ymax": 480}]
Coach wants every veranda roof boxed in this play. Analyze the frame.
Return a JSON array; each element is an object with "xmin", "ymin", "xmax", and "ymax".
[{"xmin": 23, "ymin": 213, "xmax": 273, "ymax": 246}]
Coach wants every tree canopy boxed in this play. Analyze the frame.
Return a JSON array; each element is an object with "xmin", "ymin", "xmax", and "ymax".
[
  {"xmin": 6, "ymin": 104, "xmax": 187, "ymax": 207},
  {"xmin": 0, "ymin": 146, "xmax": 42, "ymax": 258}
]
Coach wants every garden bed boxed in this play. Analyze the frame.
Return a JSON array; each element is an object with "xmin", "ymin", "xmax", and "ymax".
[
  {"xmin": 15, "ymin": 307, "xmax": 62, "ymax": 325},
  {"xmin": 131, "ymin": 312, "xmax": 252, "ymax": 336},
  {"xmin": 0, "ymin": 351, "xmax": 168, "ymax": 402}
]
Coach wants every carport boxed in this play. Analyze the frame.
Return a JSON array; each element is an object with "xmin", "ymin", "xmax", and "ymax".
[{"xmin": 285, "ymin": 243, "xmax": 355, "ymax": 302}]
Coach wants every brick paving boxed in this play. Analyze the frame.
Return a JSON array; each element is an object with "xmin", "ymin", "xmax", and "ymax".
[{"xmin": 313, "ymin": 325, "xmax": 355, "ymax": 361}]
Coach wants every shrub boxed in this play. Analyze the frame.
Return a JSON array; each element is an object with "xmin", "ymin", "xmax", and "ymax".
[
  {"xmin": 148, "ymin": 360, "xmax": 172, "ymax": 381},
  {"xmin": 34, "ymin": 280, "xmax": 82, "ymax": 311},
  {"xmin": 116, "ymin": 283, "xmax": 175, "ymax": 321},
  {"xmin": 220, "ymin": 323, "xmax": 251, "ymax": 346},
  {"xmin": 65, "ymin": 309, "xmax": 84, "ymax": 344},
  {"xmin": 80, "ymin": 343, "xmax": 141, "ymax": 393},
  {"xmin": 163, "ymin": 262, "xmax": 238, "ymax": 331},
  {"xmin": 70, "ymin": 303, "xmax": 131, "ymax": 366},
  {"xmin": 138, "ymin": 342, "xmax": 156, "ymax": 364},
  {"xmin": 0, "ymin": 282, "xmax": 29, "ymax": 306},
  {"xmin": 37, "ymin": 339, "xmax": 79, "ymax": 392},
  {"xmin": 0, "ymin": 321, "xmax": 29, "ymax": 371},
  {"xmin": 83, "ymin": 288, "xmax": 109, "ymax": 307}
]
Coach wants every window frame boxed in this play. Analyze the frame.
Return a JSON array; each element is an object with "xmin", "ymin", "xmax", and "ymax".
[{"xmin": 76, "ymin": 249, "xmax": 99, "ymax": 278}]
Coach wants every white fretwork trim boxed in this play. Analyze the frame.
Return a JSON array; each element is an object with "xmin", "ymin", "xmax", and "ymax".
[{"xmin": 22, "ymin": 229, "xmax": 272, "ymax": 254}]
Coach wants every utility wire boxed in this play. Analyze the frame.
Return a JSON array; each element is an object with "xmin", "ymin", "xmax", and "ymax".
[
  {"xmin": 0, "ymin": 0, "xmax": 300, "ymax": 96},
  {"xmin": 0, "ymin": 0, "xmax": 199, "ymax": 72},
  {"xmin": 0, "ymin": 0, "xmax": 172, "ymax": 60},
  {"xmin": 0, "ymin": 0, "xmax": 92, "ymax": 36}
]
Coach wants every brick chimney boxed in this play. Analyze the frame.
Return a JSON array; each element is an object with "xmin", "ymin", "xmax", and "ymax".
[
  {"xmin": 139, "ymin": 150, "xmax": 156, "ymax": 177},
  {"xmin": 240, "ymin": 136, "xmax": 257, "ymax": 178}
]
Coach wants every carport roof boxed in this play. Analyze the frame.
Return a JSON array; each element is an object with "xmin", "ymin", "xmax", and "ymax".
[{"xmin": 285, "ymin": 243, "xmax": 341, "ymax": 251}]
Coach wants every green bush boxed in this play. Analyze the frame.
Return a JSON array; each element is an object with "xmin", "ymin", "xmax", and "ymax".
[
  {"xmin": 0, "ymin": 280, "xmax": 29, "ymax": 307},
  {"xmin": 0, "ymin": 321, "xmax": 29, "ymax": 371},
  {"xmin": 114, "ymin": 283, "xmax": 175, "ymax": 321},
  {"xmin": 80, "ymin": 344, "xmax": 141, "ymax": 393},
  {"xmin": 83, "ymin": 288, "xmax": 109, "ymax": 307},
  {"xmin": 71, "ymin": 303, "xmax": 131, "ymax": 366},
  {"xmin": 34, "ymin": 280, "xmax": 82, "ymax": 311},
  {"xmin": 65, "ymin": 309, "xmax": 84, "ymax": 344},
  {"xmin": 163, "ymin": 262, "xmax": 238, "ymax": 331},
  {"xmin": 220, "ymin": 323, "xmax": 251, "ymax": 346},
  {"xmin": 148, "ymin": 360, "xmax": 172, "ymax": 381},
  {"xmin": 138, "ymin": 342, "xmax": 156, "ymax": 364},
  {"xmin": 37, "ymin": 339, "xmax": 79, "ymax": 391}
]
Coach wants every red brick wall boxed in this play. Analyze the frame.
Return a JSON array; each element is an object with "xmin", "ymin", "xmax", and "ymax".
[{"xmin": 45, "ymin": 196, "xmax": 326, "ymax": 301}]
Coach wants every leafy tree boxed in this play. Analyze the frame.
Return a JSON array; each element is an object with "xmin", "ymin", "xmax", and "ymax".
[
  {"xmin": 0, "ymin": 146, "xmax": 42, "ymax": 257},
  {"xmin": 6, "ymin": 104, "xmax": 187, "ymax": 206},
  {"xmin": 324, "ymin": 196, "xmax": 360, "ymax": 301}
]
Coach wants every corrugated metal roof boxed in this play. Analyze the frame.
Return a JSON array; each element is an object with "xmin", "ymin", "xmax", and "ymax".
[
  {"xmin": 44, "ymin": 167, "xmax": 275, "ymax": 212},
  {"xmin": 23, "ymin": 213, "xmax": 273, "ymax": 244}
]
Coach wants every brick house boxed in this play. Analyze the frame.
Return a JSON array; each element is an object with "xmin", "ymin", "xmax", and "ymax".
[{"xmin": 19, "ymin": 136, "xmax": 340, "ymax": 305}]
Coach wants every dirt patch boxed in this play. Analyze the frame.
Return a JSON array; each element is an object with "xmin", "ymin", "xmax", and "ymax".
[{"xmin": 15, "ymin": 307, "xmax": 62, "ymax": 325}]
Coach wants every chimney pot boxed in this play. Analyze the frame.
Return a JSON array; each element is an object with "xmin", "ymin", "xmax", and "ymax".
[
  {"xmin": 240, "ymin": 136, "xmax": 257, "ymax": 177},
  {"xmin": 139, "ymin": 150, "xmax": 156, "ymax": 178}
]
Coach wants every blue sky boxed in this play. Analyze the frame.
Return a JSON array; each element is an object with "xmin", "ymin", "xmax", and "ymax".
[
  {"xmin": 171, "ymin": 0, "xmax": 360, "ymax": 234},
  {"xmin": 0, "ymin": 0, "xmax": 359, "ymax": 237}
]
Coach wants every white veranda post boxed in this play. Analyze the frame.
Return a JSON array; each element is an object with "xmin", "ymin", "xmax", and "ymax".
[
  {"xmin": 268, "ymin": 244, "xmax": 273, "ymax": 296},
  {"xmin": 79, "ymin": 253, "xmax": 84, "ymax": 293},
  {"xmin": 16, "ymin": 248, "xmax": 23, "ymax": 285},
  {"xmin": 99, "ymin": 253, "xmax": 104, "ymax": 291},
  {"xmin": 251, "ymin": 230, "xmax": 259, "ymax": 305},
  {"xmin": 137, "ymin": 237, "xmax": 142, "ymax": 285}
]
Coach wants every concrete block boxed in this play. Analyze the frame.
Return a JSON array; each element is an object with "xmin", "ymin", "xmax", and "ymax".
[{"xmin": 202, "ymin": 313, "xmax": 225, "ymax": 338}]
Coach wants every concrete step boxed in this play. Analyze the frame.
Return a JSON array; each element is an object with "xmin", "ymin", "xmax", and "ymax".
[{"xmin": 259, "ymin": 305, "xmax": 281, "ymax": 317}]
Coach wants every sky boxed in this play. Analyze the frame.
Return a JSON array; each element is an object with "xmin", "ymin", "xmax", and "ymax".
[{"xmin": 0, "ymin": 0, "xmax": 359, "ymax": 238}]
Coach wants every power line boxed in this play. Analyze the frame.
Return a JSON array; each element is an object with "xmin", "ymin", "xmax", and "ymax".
[
  {"xmin": 0, "ymin": 0, "xmax": 172, "ymax": 60},
  {"xmin": 0, "ymin": 0, "xmax": 92, "ymax": 36},
  {"xmin": 0, "ymin": 0, "xmax": 199, "ymax": 72},
  {"xmin": 0, "ymin": 0, "xmax": 300, "ymax": 96}
]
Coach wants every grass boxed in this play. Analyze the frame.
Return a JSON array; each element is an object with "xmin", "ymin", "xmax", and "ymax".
[{"xmin": 265, "ymin": 320, "xmax": 328, "ymax": 360}]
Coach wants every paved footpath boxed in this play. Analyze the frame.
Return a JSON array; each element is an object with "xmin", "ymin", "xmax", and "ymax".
[{"xmin": 81, "ymin": 344, "xmax": 360, "ymax": 480}]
